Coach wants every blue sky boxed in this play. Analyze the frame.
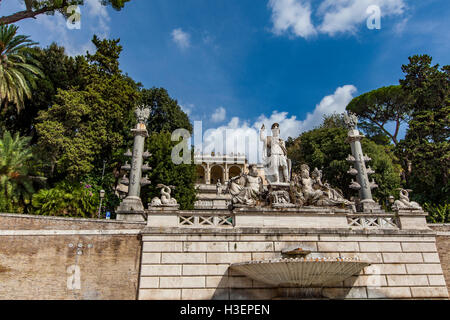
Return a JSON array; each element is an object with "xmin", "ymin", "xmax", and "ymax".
[{"xmin": 1, "ymin": 0, "xmax": 449, "ymax": 155}]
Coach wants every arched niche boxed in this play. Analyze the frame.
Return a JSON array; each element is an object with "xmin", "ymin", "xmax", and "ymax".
[
  {"xmin": 196, "ymin": 165, "xmax": 206, "ymax": 184},
  {"xmin": 229, "ymin": 166, "xmax": 242, "ymax": 179},
  {"xmin": 210, "ymin": 165, "xmax": 224, "ymax": 185}
]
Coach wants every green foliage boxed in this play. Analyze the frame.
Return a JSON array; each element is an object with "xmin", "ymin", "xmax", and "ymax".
[
  {"xmin": 31, "ymin": 181, "xmax": 99, "ymax": 218},
  {"xmin": 320, "ymin": 113, "xmax": 349, "ymax": 129},
  {"xmin": 141, "ymin": 87, "xmax": 193, "ymax": 134},
  {"xmin": 1, "ymin": 43, "xmax": 83, "ymax": 138},
  {"xmin": 0, "ymin": 130, "xmax": 35, "ymax": 213},
  {"xmin": 82, "ymin": 171, "xmax": 121, "ymax": 215},
  {"xmin": 360, "ymin": 140, "xmax": 402, "ymax": 206},
  {"xmin": 346, "ymin": 85, "xmax": 412, "ymax": 145},
  {"xmin": 143, "ymin": 132, "xmax": 196, "ymax": 210},
  {"xmin": 424, "ymin": 203, "xmax": 450, "ymax": 224},
  {"xmin": 0, "ymin": 24, "xmax": 43, "ymax": 112},
  {"xmin": 35, "ymin": 36, "xmax": 140, "ymax": 181},
  {"xmin": 287, "ymin": 115, "xmax": 401, "ymax": 204},
  {"xmin": 397, "ymin": 54, "xmax": 450, "ymax": 205},
  {"xmin": 137, "ymin": 88, "xmax": 196, "ymax": 210}
]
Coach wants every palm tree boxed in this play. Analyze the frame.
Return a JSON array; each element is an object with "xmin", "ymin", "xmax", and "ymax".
[
  {"xmin": 0, "ymin": 24, "xmax": 43, "ymax": 113},
  {"xmin": 0, "ymin": 130, "xmax": 34, "ymax": 212}
]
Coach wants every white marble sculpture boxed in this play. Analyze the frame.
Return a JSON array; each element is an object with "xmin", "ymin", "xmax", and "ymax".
[
  {"xmin": 292, "ymin": 164, "xmax": 352, "ymax": 207},
  {"xmin": 260, "ymin": 123, "xmax": 291, "ymax": 184},
  {"xmin": 343, "ymin": 111, "xmax": 358, "ymax": 130},
  {"xmin": 228, "ymin": 165, "xmax": 265, "ymax": 206},
  {"xmin": 151, "ymin": 184, "xmax": 178, "ymax": 207},
  {"xmin": 135, "ymin": 105, "xmax": 150, "ymax": 123},
  {"xmin": 216, "ymin": 179, "xmax": 223, "ymax": 195},
  {"xmin": 393, "ymin": 189, "xmax": 422, "ymax": 210}
]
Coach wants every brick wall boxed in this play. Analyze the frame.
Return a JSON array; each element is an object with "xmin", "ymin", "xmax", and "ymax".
[
  {"xmin": 0, "ymin": 213, "xmax": 142, "ymax": 230},
  {"xmin": 429, "ymin": 224, "xmax": 450, "ymax": 293},
  {"xmin": 0, "ymin": 213, "xmax": 145, "ymax": 300},
  {"xmin": 139, "ymin": 228, "xmax": 449, "ymax": 300}
]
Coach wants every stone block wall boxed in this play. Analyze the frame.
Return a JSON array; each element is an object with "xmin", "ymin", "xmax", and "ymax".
[
  {"xmin": 139, "ymin": 228, "xmax": 449, "ymax": 300},
  {"xmin": 429, "ymin": 224, "xmax": 450, "ymax": 293},
  {"xmin": 0, "ymin": 213, "xmax": 145, "ymax": 300}
]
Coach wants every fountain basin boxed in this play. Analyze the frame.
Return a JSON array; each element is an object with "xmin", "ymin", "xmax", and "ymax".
[{"xmin": 231, "ymin": 257, "xmax": 370, "ymax": 287}]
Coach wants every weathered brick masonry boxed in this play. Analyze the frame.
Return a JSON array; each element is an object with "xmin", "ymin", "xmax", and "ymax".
[{"xmin": 0, "ymin": 214, "xmax": 145, "ymax": 300}]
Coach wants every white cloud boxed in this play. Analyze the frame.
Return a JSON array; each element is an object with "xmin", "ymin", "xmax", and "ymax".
[
  {"xmin": 211, "ymin": 107, "xmax": 226, "ymax": 123},
  {"xmin": 171, "ymin": 28, "xmax": 191, "ymax": 49},
  {"xmin": 199, "ymin": 85, "xmax": 357, "ymax": 163},
  {"xmin": 7, "ymin": 0, "xmax": 113, "ymax": 57},
  {"xmin": 268, "ymin": 0, "xmax": 317, "ymax": 38},
  {"xmin": 393, "ymin": 16, "xmax": 409, "ymax": 35},
  {"xmin": 201, "ymin": 117, "xmax": 262, "ymax": 163},
  {"xmin": 85, "ymin": 0, "xmax": 111, "ymax": 38},
  {"xmin": 180, "ymin": 103, "xmax": 194, "ymax": 116},
  {"xmin": 268, "ymin": 0, "xmax": 407, "ymax": 38},
  {"xmin": 318, "ymin": 0, "xmax": 405, "ymax": 35},
  {"xmin": 299, "ymin": 84, "xmax": 357, "ymax": 130},
  {"xmin": 34, "ymin": 12, "xmax": 94, "ymax": 57}
]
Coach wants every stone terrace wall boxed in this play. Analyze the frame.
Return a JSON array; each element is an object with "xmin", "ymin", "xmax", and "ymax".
[
  {"xmin": 429, "ymin": 224, "xmax": 450, "ymax": 293},
  {"xmin": 139, "ymin": 228, "xmax": 448, "ymax": 300},
  {"xmin": 0, "ymin": 213, "xmax": 145, "ymax": 300}
]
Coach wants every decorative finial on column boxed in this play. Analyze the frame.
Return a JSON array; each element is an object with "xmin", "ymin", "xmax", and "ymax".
[
  {"xmin": 135, "ymin": 105, "xmax": 150, "ymax": 123},
  {"xmin": 343, "ymin": 111, "xmax": 359, "ymax": 130}
]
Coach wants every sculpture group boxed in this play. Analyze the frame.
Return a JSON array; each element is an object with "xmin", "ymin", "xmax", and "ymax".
[
  {"xmin": 227, "ymin": 122, "xmax": 354, "ymax": 209},
  {"xmin": 117, "ymin": 107, "xmax": 422, "ymax": 216}
]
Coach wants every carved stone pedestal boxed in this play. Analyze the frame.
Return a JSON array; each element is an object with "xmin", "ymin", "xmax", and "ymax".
[
  {"xmin": 268, "ymin": 183, "xmax": 295, "ymax": 208},
  {"xmin": 116, "ymin": 196, "xmax": 146, "ymax": 222},
  {"xmin": 359, "ymin": 199, "xmax": 382, "ymax": 213}
]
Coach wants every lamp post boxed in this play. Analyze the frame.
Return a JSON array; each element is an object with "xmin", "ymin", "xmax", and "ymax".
[
  {"xmin": 101, "ymin": 160, "xmax": 107, "ymax": 181},
  {"xmin": 388, "ymin": 195, "xmax": 395, "ymax": 211},
  {"xmin": 98, "ymin": 189, "xmax": 105, "ymax": 219}
]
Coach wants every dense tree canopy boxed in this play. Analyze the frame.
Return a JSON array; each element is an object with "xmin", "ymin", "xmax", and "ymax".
[
  {"xmin": 397, "ymin": 55, "xmax": 449, "ymax": 205},
  {"xmin": 141, "ymin": 87, "xmax": 193, "ymax": 134},
  {"xmin": 346, "ymin": 85, "xmax": 412, "ymax": 145},
  {"xmin": 1, "ymin": 43, "xmax": 83, "ymax": 138},
  {"xmin": 138, "ymin": 88, "xmax": 196, "ymax": 209},
  {"xmin": 35, "ymin": 36, "xmax": 140, "ymax": 181},
  {"xmin": 287, "ymin": 115, "xmax": 402, "ymax": 206},
  {"xmin": 142, "ymin": 132, "xmax": 197, "ymax": 210}
]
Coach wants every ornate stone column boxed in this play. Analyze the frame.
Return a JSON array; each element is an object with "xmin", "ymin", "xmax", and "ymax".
[
  {"xmin": 224, "ymin": 163, "xmax": 229, "ymax": 182},
  {"xmin": 206, "ymin": 163, "xmax": 211, "ymax": 185},
  {"xmin": 116, "ymin": 106, "xmax": 151, "ymax": 222},
  {"xmin": 344, "ymin": 112, "xmax": 380, "ymax": 212}
]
